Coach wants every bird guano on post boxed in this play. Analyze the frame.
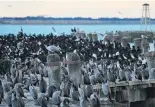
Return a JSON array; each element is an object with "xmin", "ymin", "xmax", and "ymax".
[
  {"xmin": 77, "ymin": 32, "xmax": 86, "ymax": 39},
  {"xmin": 121, "ymin": 37, "xmax": 129, "ymax": 48},
  {"xmin": 66, "ymin": 52, "xmax": 82, "ymax": 85},
  {"xmin": 47, "ymin": 54, "xmax": 61, "ymax": 89},
  {"xmin": 103, "ymin": 35, "xmax": 113, "ymax": 43},
  {"xmin": 113, "ymin": 35, "xmax": 121, "ymax": 43},
  {"xmin": 92, "ymin": 33, "xmax": 98, "ymax": 42},
  {"xmin": 134, "ymin": 38, "xmax": 142, "ymax": 49},
  {"xmin": 141, "ymin": 38, "xmax": 149, "ymax": 54}
]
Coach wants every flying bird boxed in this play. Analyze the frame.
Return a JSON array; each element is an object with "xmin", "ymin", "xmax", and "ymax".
[
  {"xmin": 118, "ymin": 12, "xmax": 122, "ymax": 14},
  {"xmin": 8, "ymin": 5, "xmax": 12, "ymax": 7}
]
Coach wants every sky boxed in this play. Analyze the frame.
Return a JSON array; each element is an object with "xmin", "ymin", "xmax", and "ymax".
[{"xmin": 0, "ymin": 0, "xmax": 154, "ymax": 18}]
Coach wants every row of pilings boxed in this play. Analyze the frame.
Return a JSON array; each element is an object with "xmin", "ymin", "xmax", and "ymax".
[{"xmin": 46, "ymin": 36, "xmax": 155, "ymax": 107}]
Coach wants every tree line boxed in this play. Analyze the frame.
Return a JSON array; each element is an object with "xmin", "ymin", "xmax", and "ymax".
[{"xmin": 0, "ymin": 16, "xmax": 155, "ymax": 21}]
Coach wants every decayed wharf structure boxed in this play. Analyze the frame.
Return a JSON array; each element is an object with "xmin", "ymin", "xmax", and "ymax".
[
  {"xmin": 48, "ymin": 51, "xmax": 155, "ymax": 107},
  {"xmin": 66, "ymin": 30, "xmax": 155, "ymax": 107}
]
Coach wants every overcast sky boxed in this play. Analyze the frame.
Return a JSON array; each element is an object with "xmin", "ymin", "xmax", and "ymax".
[{"xmin": 0, "ymin": 0, "xmax": 154, "ymax": 18}]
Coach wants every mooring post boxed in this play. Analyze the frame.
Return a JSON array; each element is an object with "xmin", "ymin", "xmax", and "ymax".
[
  {"xmin": 121, "ymin": 37, "xmax": 129, "ymax": 48},
  {"xmin": 66, "ymin": 52, "xmax": 82, "ymax": 85},
  {"xmin": 47, "ymin": 54, "xmax": 61, "ymax": 89},
  {"xmin": 103, "ymin": 33, "xmax": 113, "ymax": 43},
  {"xmin": 134, "ymin": 38, "xmax": 142, "ymax": 49},
  {"xmin": 113, "ymin": 35, "xmax": 121, "ymax": 43},
  {"xmin": 145, "ymin": 52, "xmax": 155, "ymax": 79},
  {"xmin": 141, "ymin": 38, "xmax": 149, "ymax": 54},
  {"xmin": 87, "ymin": 33, "xmax": 93, "ymax": 41},
  {"xmin": 92, "ymin": 33, "xmax": 98, "ymax": 42}
]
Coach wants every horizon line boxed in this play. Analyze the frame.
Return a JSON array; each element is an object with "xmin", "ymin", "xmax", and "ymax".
[{"xmin": 0, "ymin": 16, "xmax": 155, "ymax": 19}]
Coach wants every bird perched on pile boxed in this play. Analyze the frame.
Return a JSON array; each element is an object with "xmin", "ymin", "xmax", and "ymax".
[
  {"xmin": 141, "ymin": 64, "xmax": 149, "ymax": 80},
  {"xmin": 5, "ymin": 73, "xmax": 13, "ymax": 83},
  {"xmin": 3, "ymin": 82, "xmax": 13, "ymax": 93},
  {"xmin": 30, "ymin": 73, "xmax": 39, "ymax": 86},
  {"xmin": 48, "ymin": 85, "xmax": 57, "ymax": 98},
  {"xmin": 14, "ymin": 83, "xmax": 27, "ymax": 99},
  {"xmin": 89, "ymin": 73, "xmax": 96, "ymax": 85},
  {"xmin": 5, "ymin": 89, "xmax": 14, "ymax": 107},
  {"xmin": 70, "ymin": 83, "xmax": 80, "ymax": 101},
  {"xmin": 11, "ymin": 91, "xmax": 25, "ymax": 107},
  {"xmin": 90, "ymin": 93, "xmax": 101, "ymax": 107},
  {"xmin": 29, "ymin": 84, "xmax": 38, "ymax": 102},
  {"xmin": 37, "ymin": 93, "xmax": 48, "ymax": 107},
  {"xmin": 60, "ymin": 76, "xmax": 71, "ymax": 97},
  {"xmin": 78, "ymin": 84, "xmax": 90, "ymax": 107},
  {"xmin": 39, "ymin": 74, "xmax": 47, "ymax": 93},
  {"xmin": 60, "ymin": 99, "xmax": 70, "ymax": 107},
  {"xmin": 82, "ymin": 71, "xmax": 91, "ymax": 85},
  {"xmin": 52, "ymin": 91, "xmax": 61, "ymax": 106}
]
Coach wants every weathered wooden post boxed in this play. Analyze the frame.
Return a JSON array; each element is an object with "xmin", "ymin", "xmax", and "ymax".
[
  {"xmin": 78, "ymin": 32, "xmax": 86, "ymax": 39},
  {"xmin": 145, "ymin": 52, "xmax": 155, "ymax": 79},
  {"xmin": 141, "ymin": 38, "xmax": 149, "ymax": 54},
  {"xmin": 47, "ymin": 54, "xmax": 61, "ymax": 89},
  {"xmin": 134, "ymin": 38, "xmax": 142, "ymax": 49},
  {"xmin": 66, "ymin": 52, "xmax": 82, "ymax": 85},
  {"xmin": 92, "ymin": 33, "xmax": 98, "ymax": 42},
  {"xmin": 121, "ymin": 37, "xmax": 129, "ymax": 48},
  {"xmin": 113, "ymin": 35, "xmax": 121, "ymax": 43},
  {"xmin": 103, "ymin": 35, "xmax": 113, "ymax": 44},
  {"xmin": 87, "ymin": 33, "xmax": 93, "ymax": 41}
]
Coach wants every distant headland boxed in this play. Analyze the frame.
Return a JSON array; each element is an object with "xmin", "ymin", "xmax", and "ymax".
[{"xmin": 0, "ymin": 16, "xmax": 155, "ymax": 25}]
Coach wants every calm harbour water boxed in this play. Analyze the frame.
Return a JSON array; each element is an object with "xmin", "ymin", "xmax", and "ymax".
[{"xmin": 0, "ymin": 24, "xmax": 155, "ymax": 35}]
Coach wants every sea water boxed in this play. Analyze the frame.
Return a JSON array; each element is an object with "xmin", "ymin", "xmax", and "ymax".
[{"xmin": 0, "ymin": 24, "xmax": 155, "ymax": 35}]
